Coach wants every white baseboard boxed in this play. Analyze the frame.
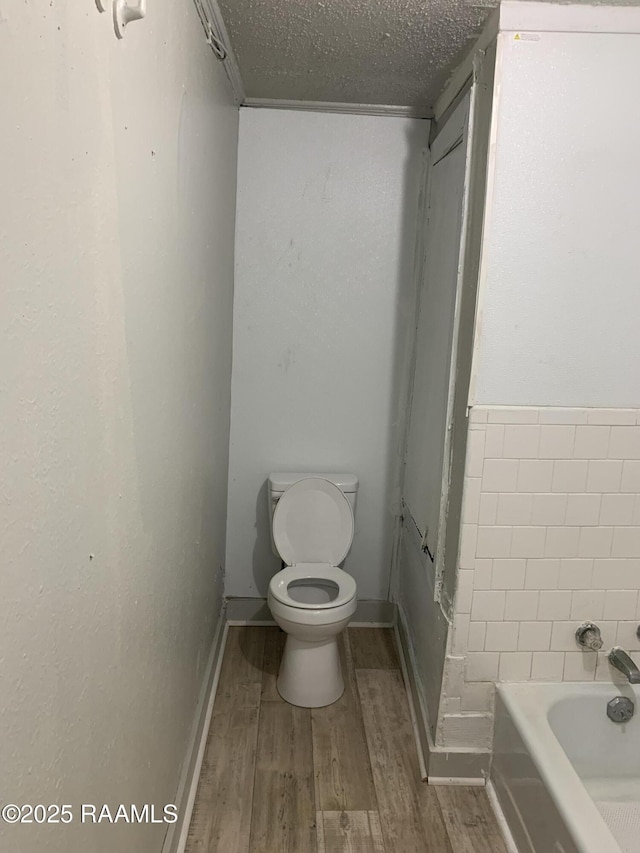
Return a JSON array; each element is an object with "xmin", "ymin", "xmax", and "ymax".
[
  {"xmin": 486, "ymin": 780, "xmax": 520, "ymax": 853},
  {"xmin": 162, "ymin": 608, "xmax": 229, "ymax": 853},
  {"xmin": 393, "ymin": 619, "xmax": 428, "ymax": 780}
]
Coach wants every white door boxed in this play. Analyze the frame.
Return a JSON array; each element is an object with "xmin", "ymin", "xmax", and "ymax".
[{"xmin": 404, "ymin": 94, "xmax": 470, "ymax": 560}]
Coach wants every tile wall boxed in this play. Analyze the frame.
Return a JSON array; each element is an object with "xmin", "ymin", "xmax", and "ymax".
[{"xmin": 436, "ymin": 406, "xmax": 640, "ymax": 751}]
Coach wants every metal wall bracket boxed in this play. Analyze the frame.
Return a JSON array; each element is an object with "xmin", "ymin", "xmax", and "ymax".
[{"xmin": 114, "ymin": 0, "xmax": 147, "ymax": 39}]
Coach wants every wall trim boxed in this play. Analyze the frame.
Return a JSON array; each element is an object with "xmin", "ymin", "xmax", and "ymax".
[
  {"xmin": 395, "ymin": 607, "xmax": 490, "ymax": 784},
  {"xmin": 198, "ymin": 0, "xmax": 246, "ymax": 104},
  {"xmin": 162, "ymin": 609, "xmax": 229, "ymax": 853},
  {"xmin": 226, "ymin": 597, "xmax": 396, "ymax": 626},
  {"xmin": 486, "ymin": 780, "xmax": 520, "ymax": 853},
  {"xmin": 242, "ymin": 98, "xmax": 431, "ymax": 119}
]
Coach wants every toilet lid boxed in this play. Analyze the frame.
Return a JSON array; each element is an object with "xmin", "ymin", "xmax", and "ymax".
[{"xmin": 273, "ymin": 477, "xmax": 354, "ymax": 566}]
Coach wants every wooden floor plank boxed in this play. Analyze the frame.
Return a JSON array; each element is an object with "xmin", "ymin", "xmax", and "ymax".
[
  {"xmin": 321, "ymin": 810, "xmax": 387, "ymax": 853},
  {"xmin": 348, "ymin": 628, "xmax": 399, "ymax": 670},
  {"xmin": 261, "ymin": 626, "xmax": 286, "ymax": 703},
  {"xmin": 311, "ymin": 633, "xmax": 378, "ymax": 811},
  {"xmin": 186, "ymin": 627, "xmax": 509, "ymax": 853},
  {"xmin": 357, "ymin": 669, "xmax": 453, "ymax": 853},
  {"xmin": 185, "ymin": 627, "xmax": 266, "ymax": 853},
  {"xmin": 249, "ymin": 701, "xmax": 316, "ymax": 853},
  {"xmin": 435, "ymin": 786, "xmax": 509, "ymax": 853}
]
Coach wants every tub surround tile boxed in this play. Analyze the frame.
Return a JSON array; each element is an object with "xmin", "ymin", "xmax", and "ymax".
[
  {"xmin": 440, "ymin": 406, "xmax": 640, "ymax": 753},
  {"xmin": 586, "ymin": 460, "xmax": 623, "ymax": 492},
  {"xmin": 621, "ymin": 461, "xmax": 640, "ymax": 492},
  {"xmin": 498, "ymin": 652, "xmax": 532, "ymax": 681},
  {"xmin": 531, "ymin": 493, "xmax": 568, "ymax": 526},
  {"xmin": 531, "ymin": 652, "xmax": 565, "ymax": 681},
  {"xmin": 565, "ymin": 494, "xmax": 601, "ymax": 526},
  {"xmin": 517, "ymin": 459, "xmax": 554, "ymax": 492},
  {"xmin": 524, "ymin": 559, "xmax": 560, "ymax": 590}
]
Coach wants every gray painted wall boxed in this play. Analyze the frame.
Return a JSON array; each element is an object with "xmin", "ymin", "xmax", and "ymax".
[{"xmin": 226, "ymin": 108, "xmax": 427, "ymax": 601}]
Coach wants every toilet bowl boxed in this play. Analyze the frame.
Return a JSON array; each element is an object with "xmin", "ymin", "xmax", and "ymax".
[{"xmin": 267, "ymin": 476, "xmax": 358, "ymax": 708}]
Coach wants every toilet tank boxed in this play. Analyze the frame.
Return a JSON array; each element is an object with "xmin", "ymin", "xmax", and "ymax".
[{"xmin": 267, "ymin": 472, "xmax": 359, "ymax": 559}]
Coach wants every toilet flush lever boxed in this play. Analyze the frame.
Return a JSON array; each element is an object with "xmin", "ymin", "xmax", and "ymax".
[{"xmin": 114, "ymin": 0, "xmax": 146, "ymax": 38}]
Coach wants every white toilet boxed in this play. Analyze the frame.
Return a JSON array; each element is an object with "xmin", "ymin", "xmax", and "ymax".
[{"xmin": 267, "ymin": 473, "xmax": 358, "ymax": 708}]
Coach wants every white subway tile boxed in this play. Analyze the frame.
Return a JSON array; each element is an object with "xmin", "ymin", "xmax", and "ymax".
[
  {"xmin": 476, "ymin": 526, "xmax": 512, "ymax": 558},
  {"xmin": 545, "ymin": 527, "xmax": 580, "ymax": 558},
  {"xmin": 452, "ymin": 614, "xmax": 471, "ymax": 656},
  {"xmin": 565, "ymin": 494, "xmax": 601, "ymax": 526},
  {"xmin": 588, "ymin": 409, "xmax": 637, "ymax": 426},
  {"xmin": 531, "ymin": 651, "xmax": 565, "ymax": 681},
  {"xmin": 484, "ymin": 424, "xmax": 505, "ymax": 457},
  {"xmin": 604, "ymin": 590, "xmax": 639, "ymax": 621},
  {"xmin": 616, "ymin": 620, "xmax": 640, "ymax": 650},
  {"xmin": 571, "ymin": 589, "xmax": 605, "ymax": 620},
  {"xmin": 531, "ymin": 493, "xmax": 567, "ymax": 526},
  {"xmin": 504, "ymin": 590, "xmax": 539, "ymax": 621},
  {"xmin": 550, "ymin": 621, "xmax": 581, "ymax": 651},
  {"xmin": 455, "ymin": 569, "xmax": 474, "ymax": 613},
  {"xmin": 491, "ymin": 559, "xmax": 526, "ymax": 590},
  {"xmin": 586, "ymin": 460, "xmax": 623, "ymax": 492},
  {"xmin": 482, "ymin": 459, "xmax": 519, "ymax": 492},
  {"xmin": 465, "ymin": 652, "xmax": 500, "ymax": 682},
  {"xmin": 539, "ymin": 408, "xmax": 588, "ymax": 425},
  {"xmin": 485, "ymin": 621, "xmax": 520, "ymax": 652},
  {"xmin": 478, "ymin": 493, "xmax": 498, "ymax": 525},
  {"xmin": 558, "ymin": 559, "xmax": 594, "ymax": 589},
  {"xmin": 502, "ymin": 425, "xmax": 540, "ymax": 459},
  {"xmin": 578, "ymin": 526, "xmax": 614, "ymax": 558},
  {"xmin": 563, "ymin": 651, "xmax": 597, "ymax": 681},
  {"xmin": 608, "ymin": 426, "xmax": 640, "ymax": 459},
  {"xmin": 470, "ymin": 590, "xmax": 506, "ymax": 622},
  {"xmin": 551, "ymin": 460, "xmax": 588, "ymax": 493},
  {"xmin": 488, "ymin": 408, "xmax": 539, "ymax": 424},
  {"xmin": 600, "ymin": 494, "xmax": 636, "ymax": 526},
  {"xmin": 539, "ymin": 425, "xmax": 575, "ymax": 459},
  {"xmin": 459, "ymin": 524, "xmax": 478, "ymax": 568},
  {"xmin": 499, "ymin": 652, "xmax": 532, "ymax": 681},
  {"xmin": 621, "ymin": 461, "xmax": 640, "ymax": 493},
  {"xmin": 525, "ymin": 559, "xmax": 560, "ymax": 590},
  {"xmin": 634, "ymin": 496, "xmax": 640, "ymax": 525},
  {"xmin": 538, "ymin": 590, "xmax": 572, "ymax": 620},
  {"xmin": 573, "ymin": 426, "xmax": 610, "ymax": 459},
  {"xmin": 462, "ymin": 478, "xmax": 482, "ymax": 525},
  {"xmin": 468, "ymin": 407, "xmax": 489, "ymax": 424},
  {"xmin": 518, "ymin": 621, "xmax": 552, "ymax": 651},
  {"xmin": 466, "ymin": 428, "xmax": 486, "ymax": 478},
  {"xmin": 467, "ymin": 621, "xmax": 487, "ymax": 651},
  {"xmin": 496, "ymin": 493, "xmax": 533, "ymax": 526},
  {"xmin": 511, "ymin": 526, "xmax": 546, "ymax": 558},
  {"xmin": 473, "ymin": 559, "xmax": 493, "ymax": 590},
  {"xmin": 461, "ymin": 682, "xmax": 495, "ymax": 712},
  {"xmin": 517, "ymin": 460, "xmax": 554, "ymax": 492},
  {"xmin": 593, "ymin": 559, "xmax": 640, "ymax": 589},
  {"xmin": 612, "ymin": 527, "xmax": 640, "ymax": 558}
]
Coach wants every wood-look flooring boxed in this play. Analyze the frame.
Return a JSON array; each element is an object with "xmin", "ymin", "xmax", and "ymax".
[{"xmin": 186, "ymin": 627, "xmax": 508, "ymax": 853}]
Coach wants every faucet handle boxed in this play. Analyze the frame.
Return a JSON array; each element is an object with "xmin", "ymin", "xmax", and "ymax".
[{"xmin": 575, "ymin": 621, "xmax": 604, "ymax": 651}]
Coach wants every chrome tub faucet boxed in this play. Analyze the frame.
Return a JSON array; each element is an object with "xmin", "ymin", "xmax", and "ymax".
[{"xmin": 608, "ymin": 647, "xmax": 640, "ymax": 684}]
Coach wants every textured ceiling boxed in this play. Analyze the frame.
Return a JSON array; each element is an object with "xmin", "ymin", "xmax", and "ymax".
[{"xmin": 216, "ymin": 0, "xmax": 497, "ymax": 113}]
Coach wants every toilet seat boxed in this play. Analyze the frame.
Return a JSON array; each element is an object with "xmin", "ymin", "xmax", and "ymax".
[
  {"xmin": 269, "ymin": 564, "xmax": 357, "ymax": 610},
  {"xmin": 272, "ymin": 477, "xmax": 354, "ymax": 566}
]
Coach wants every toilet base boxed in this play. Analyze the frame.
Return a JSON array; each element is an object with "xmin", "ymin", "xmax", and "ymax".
[{"xmin": 277, "ymin": 634, "xmax": 344, "ymax": 708}]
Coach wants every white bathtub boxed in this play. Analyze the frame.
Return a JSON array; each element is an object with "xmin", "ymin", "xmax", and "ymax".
[{"xmin": 492, "ymin": 682, "xmax": 640, "ymax": 853}]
